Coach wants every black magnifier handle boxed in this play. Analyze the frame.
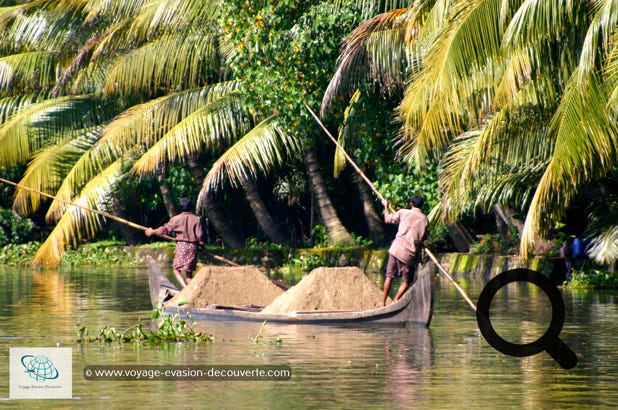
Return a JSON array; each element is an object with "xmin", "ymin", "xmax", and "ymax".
[{"xmin": 545, "ymin": 338, "xmax": 578, "ymax": 370}]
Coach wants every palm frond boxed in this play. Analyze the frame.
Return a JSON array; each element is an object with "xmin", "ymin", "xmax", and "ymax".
[
  {"xmin": 200, "ymin": 115, "xmax": 301, "ymax": 197},
  {"xmin": 334, "ymin": 90, "xmax": 362, "ymax": 177},
  {"xmin": 585, "ymin": 193, "xmax": 618, "ymax": 264},
  {"xmin": 129, "ymin": 0, "xmax": 219, "ymax": 39},
  {"xmin": 321, "ymin": 8, "xmax": 409, "ymax": 116},
  {"xmin": 604, "ymin": 31, "xmax": 618, "ymax": 109},
  {"xmin": 399, "ymin": 0, "xmax": 510, "ymax": 166},
  {"xmin": 103, "ymin": 34, "xmax": 221, "ymax": 96},
  {"xmin": 46, "ymin": 130, "xmax": 107, "ymax": 223},
  {"xmin": 13, "ymin": 126, "xmax": 102, "ymax": 217},
  {"xmin": 333, "ymin": 0, "xmax": 413, "ymax": 20},
  {"xmin": 82, "ymin": 0, "xmax": 148, "ymax": 24},
  {"xmin": 32, "ymin": 156, "xmax": 125, "ymax": 268},
  {"xmin": 0, "ymin": 95, "xmax": 94, "ymax": 167},
  {"xmin": 441, "ymin": 100, "xmax": 554, "ymax": 221},
  {"xmin": 2, "ymin": 1, "xmax": 86, "ymax": 51},
  {"xmin": 0, "ymin": 51, "xmax": 56, "ymax": 95},
  {"xmin": 131, "ymin": 91, "xmax": 253, "ymax": 175},
  {"xmin": 521, "ymin": 68, "xmax": 618, "ymax": 256},
  {"xmin": 0, "ymin": 92, "xmax": 46, "ymax": 124},
  {"xmin": 95, "ymin": 83, "xmax": 240, "ymax": 163},
  {"xmin": 71, "ymin": 58, "xmax": 115, "ymax": 95},
  {"xmin": 578, "ymin": 0, "xmax": 618, "ymax": 78}
]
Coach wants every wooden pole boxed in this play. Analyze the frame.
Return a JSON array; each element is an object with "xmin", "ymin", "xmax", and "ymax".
[
  {"xmin": 0, "ymin": 176, "xmax": 240, "ymax": 267},
  {"xmin": 305, "ymin": 104, "xmax": 477, "ymax": 312},
  {"xmin": 304, "ymin": 103, "xmax": 387, "ymax": 203},
  {"xmin": 425, "ymin": 248, "xmax": 477, "ymax": 311}
]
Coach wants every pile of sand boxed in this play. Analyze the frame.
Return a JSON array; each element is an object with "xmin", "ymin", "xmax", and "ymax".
[
  {"xmin": 166, "ymin": 265, "xmax": 284, "ymax": 308},
  {"xmin": 261, "ymin": 267, "xmax": 386, "ymax": 314}
]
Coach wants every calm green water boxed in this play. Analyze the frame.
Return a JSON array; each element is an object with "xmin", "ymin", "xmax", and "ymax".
[{"xmin": 0, "ymin": 266, "xmax": 617, "ymax": 409}]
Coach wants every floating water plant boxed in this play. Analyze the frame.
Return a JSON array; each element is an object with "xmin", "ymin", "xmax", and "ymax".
[{"xmin": 76, "ymin": 302, "xmax": 213, "ymax": 343}]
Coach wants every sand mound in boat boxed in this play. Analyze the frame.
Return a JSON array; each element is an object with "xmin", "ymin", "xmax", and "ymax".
[
  {"xmin": 261, "ymin": 266, "xmax": 386, "ymax": 314},
  {"xmin": 166, "ymin": 265, "xmax": 284, "ymax": 308}
]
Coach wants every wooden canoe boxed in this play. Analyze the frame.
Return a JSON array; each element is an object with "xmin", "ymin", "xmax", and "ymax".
[{"xmin": 147, "ymin": 257, "xmax": 434, "ymax": 327}]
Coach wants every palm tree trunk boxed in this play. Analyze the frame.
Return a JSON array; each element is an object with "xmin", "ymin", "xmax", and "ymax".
[
  {"xmin": 200, "ymin": 192, "xmax": 244, "ymax": 248},
  {"xmin": 494, "ymin": 204, "xmax": 524, "ymax": 237},
  {"xmin": 240, "ymin": 176, "xmax": 291, "ymax": 245},
  {"xmin": 188, "ymin": 155, "xmax": 243, "ymax": 248},
  {"xmin": 354, "ymin": 174, "xmax": 389, "ymax": 245},
  {"xmin": 157, "ymin": 170, "xmax": 177, "ymax": 218},
  {"xmin": 303, "ymin": 146, "xmax": 354, "ymax": 245}
]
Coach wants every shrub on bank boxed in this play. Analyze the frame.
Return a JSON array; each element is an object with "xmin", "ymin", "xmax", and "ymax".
[
  {"xmin": 0, "ymin": 241, "xmax": 40, "ymax": 265},
  {"xmin": 565, "ymin": 268, "xmax": 618, "ymax": 289}
]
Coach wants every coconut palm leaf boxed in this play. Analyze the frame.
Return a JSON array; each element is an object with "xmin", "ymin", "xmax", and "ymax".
[
  {"xmin": 32, "ymin": 156, "xmax": 126, "ymax": 267},
  {"xmin": 604, "ymin": 31, "xmax": 618, "ymax": 109},
  {"xmin": 94, "ymin": 83, "xmax": 240, "ymax": 163},
  {"xmin": 502, "ymin": 0, "xmax": 580, "ymax": 49},
  {"xmin": 521, "ymin": 68, "xmax": 617, "ymax": 255},
  {"xmin": 200, "ymin": 115, "xmax": 302, "ymax": 195},
  {"xmin": 333, "ymin": 0, "xmax": 414, "ymax": 19},
  {"xmin": 45, "ymin": 130, "xmax": 108, "ymax": 223},
  {"xmin": 0, "ymin": 93, "xmax": 46, "ymax": 124},
  {"xmin": 587, "ymin": 225, "xmax": 618, "ymax": 265},
  {"xmin": 82, "ymin": 0, "xmax": 148, "ymax": 24},
  {"xmin": 567, "ymin": 0, "xmax": 617, "ymax": 79},
  {"xmin": 398, "ymin": 0, "xmax": 511, "ymax": 166},
  {"xmin": 0, "ymin": 52, "xmax": 56, "ymax": 95},
  {"xmin": 0, "ymin": 94, "xmax": 112, "ymax": 167},
  {"xmin": 1, "ymin": 0, "xmax": 88, "ymax": 52},
  {"xmin": 131, "ymin": 91, "xmax": 253, "ymax": 175},
  {"xmin": 128, "ymin": 0, "xmax": 219, "ymax": 39},
  {"xmin": 333, "ymin": 89, "xmax": 362, "ymax": 177},
  {"xmin": 13, "ymin": 126, "xmax": 102, "ymax": 216},
  {"xmin": 585, "ymin": 192, "xmax": 618, "ymax": 264},
  {"xmin": 103, "ymin": 34, "xmax": 221, "ymax": 96},
  {"xmin": 321, "ymin": 8, "xmax": 409, "ymax": 116}
]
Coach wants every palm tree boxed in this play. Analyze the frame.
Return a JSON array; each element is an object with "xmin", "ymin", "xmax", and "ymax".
[
  {"xmin": 324, "ymin": 0, "xmax": 618, "ymax": 264},
  {"xmin": 0, "ymin": 0, "xmax": 368, "ymax": 266},
  {"xmin": 0, "ymin": 0, "xmax": 257, "ymax": 265}
]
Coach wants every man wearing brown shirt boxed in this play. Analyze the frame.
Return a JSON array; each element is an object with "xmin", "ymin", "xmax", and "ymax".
[
  {"xmin": 381, "ymin": 194, "xmax": 430, "ymax": 307},
  {"xmin": 146, "ymin": 198, "xmax": 204, "ymax": 288}
]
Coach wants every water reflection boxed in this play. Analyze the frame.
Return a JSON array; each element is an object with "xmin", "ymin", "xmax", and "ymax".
[{"xmin": 0, "ymin": 266, "xmax": 617, "ymax": 408}]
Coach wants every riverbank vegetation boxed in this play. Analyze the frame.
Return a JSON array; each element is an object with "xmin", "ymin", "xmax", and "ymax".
[{"xmin": 0, "ymin": 1, "xmax": 616, "ymax": 276}]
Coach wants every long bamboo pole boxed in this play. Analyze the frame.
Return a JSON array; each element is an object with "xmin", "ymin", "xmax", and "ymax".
[
  {"xmin": 304, "ymin": 104, "xmax": 477, "ymax": 312},
  {"xmin": 0, "ymin": 177, "xmax": 239, "ymax": 267},
  {"xmin": 304, "ymin": 103, "xmax": 387, "ymax": 203}
]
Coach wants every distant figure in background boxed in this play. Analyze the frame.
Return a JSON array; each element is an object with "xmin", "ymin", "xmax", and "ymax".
[
  {"xmin": 559, "ymin": 239, "xmax": 573, "ymax": 281},
  {"xmin": 381, "ymin": 194, "xmax": 430, "ymax": 307},
  {"xmin": 571, "ymin": 236, "xmax": 587, "ymax": 271},
  {"xmin": 146, "ymin": 198, "xmax": 204, "ymax": 288}
]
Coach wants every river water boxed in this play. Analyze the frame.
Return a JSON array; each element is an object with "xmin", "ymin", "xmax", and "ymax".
[{"xmin": 0, "ymin": 265, "xmax": 617, "ymax": 409}]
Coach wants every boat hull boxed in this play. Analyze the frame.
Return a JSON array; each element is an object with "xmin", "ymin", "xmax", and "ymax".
[{"xmin": 147, "ymin": 257, "xmax": 434, "ymax": 327}]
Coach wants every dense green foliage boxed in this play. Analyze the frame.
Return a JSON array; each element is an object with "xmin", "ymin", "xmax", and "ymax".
[
  {"xmin": 0, "ymin": 208, "xmax": 35, "ymax": 246},
  {"xmin": 0, "ymin": 0, "xmax": 615, "ymax": 269},
  {"xmin": 0, "ymin": 241, "xmax": 40, "ymax": 265},
  {"xmin": 222, "ymin": 1, "xmax": 361, "ymax": 130},
  {"xmin": 565, "ymin": 268, "xmax": 618, "ymax": 290}
]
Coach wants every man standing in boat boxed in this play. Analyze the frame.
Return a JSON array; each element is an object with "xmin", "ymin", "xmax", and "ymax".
[
  {"xmin": 146, "ymin": 197, "xmax": 204, "ymax": 288},
  {"xmin": 381, "ymin": 194, "xmax": 430, "ymax": 307}
]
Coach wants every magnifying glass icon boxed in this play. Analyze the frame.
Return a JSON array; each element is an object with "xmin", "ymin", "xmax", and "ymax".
[{"xmin": 476, "ymin": 268, "xmax": 578, "ymax": 370}]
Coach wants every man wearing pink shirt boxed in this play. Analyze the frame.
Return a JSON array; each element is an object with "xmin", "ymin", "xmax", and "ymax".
[
  {"xmin": 381, "ymin": 194, "xmax": 429, "ymax": 307},
  {"xmin": 146, "ymin": 197, "xmax": 204, "ymax": 288}
]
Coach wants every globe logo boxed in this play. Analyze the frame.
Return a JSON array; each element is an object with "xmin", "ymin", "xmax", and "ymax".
[{"xmin": 20, "ymin": 355, "xmax": 60, "ymax": 382}]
